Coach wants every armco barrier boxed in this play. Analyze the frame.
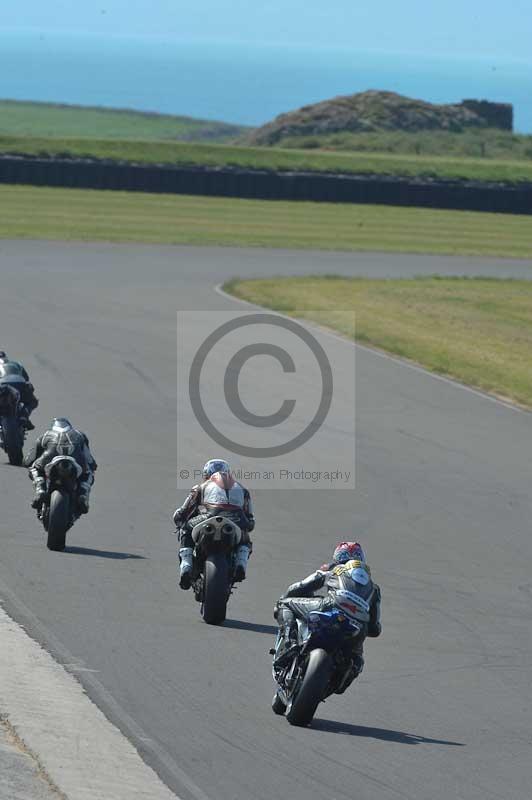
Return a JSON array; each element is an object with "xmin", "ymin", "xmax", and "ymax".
[{"xmin": 0, "ymin": 156, "xmax": 531, "ymax": 214}]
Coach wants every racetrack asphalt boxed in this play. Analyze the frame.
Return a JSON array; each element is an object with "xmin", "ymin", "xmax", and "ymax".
[{"xmin": 0, "ymin": 240, "xmax": 531, "ymax": 800}]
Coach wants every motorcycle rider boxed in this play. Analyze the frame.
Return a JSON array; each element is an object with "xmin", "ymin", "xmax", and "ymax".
[
  {"xmin": 274, "ymin": 542, "xmax": 381, "ymax": 683},
  {"xmin": 0, "ymin": 352, "xmax": 38, "ymax": 430},
  {"xmin": 173, "ymin": 458, "xmax": 254, "ymax": 590},
  {"xmin": 0, "ymin": 384, "xmax": 22, "ymax": 446},
  {"xmin": 24, "ymin": 418, "xmax": 97, "ymax": 513}
]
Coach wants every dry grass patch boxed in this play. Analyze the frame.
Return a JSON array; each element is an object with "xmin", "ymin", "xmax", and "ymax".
[{"xmin": 226, "ymin": 276, "xmax": 532, "ymax": 408}]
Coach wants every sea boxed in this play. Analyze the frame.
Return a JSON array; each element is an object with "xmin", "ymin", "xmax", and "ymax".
[{"xmin": 1, "ymin": 30, "xmax": 531, "ymax": 132}]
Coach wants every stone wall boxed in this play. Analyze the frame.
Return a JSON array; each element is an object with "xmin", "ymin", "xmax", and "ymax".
[{"xmin": 461, "ymin": 100, "xmax": 513, "ymax": 131}]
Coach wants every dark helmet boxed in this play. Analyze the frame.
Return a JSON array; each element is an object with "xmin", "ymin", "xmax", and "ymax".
[
  {"xmin": 0, "ymin": 361, "xmax": 23, "ymax": 376},
  {"xmin": 51, "ymin": 417, "xmax": 73, "ymax": 433},
  {"xmin": 332, "ymin": 542, "xmax": 367, "ymax": 565},
  {"xmin": 0, "ymin": 351, "xmax": 6, "ymax": 360},
  {"xmin": 202, "ymin": 458, "xmax": 230, "ymax": 478}
]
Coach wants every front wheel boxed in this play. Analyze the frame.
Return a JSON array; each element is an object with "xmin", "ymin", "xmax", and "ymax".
[
  {"xmin": 202, "ymin": 553, "xmax": 230, "ymax": 625},
  {"xmin": 286, "ymin": 648, "xmax": 332, "ymax": 727},
  {"xmin": 1, "ymin": 417, "xmax": 23, "ymax": 466},
  {"xmin": 46, "ymin": 490, "xmax": 71, "ymax": 551}
]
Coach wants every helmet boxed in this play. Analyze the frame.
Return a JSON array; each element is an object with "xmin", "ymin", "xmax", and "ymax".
[
  {"xmin": 333, "ymin": 541, "xmax": 366, "ymax": 565},
  {"xmin": 51, "ymin": 417, "xmax": 73, "ymax": 433},
  {"xmin": 203, "ymin": 458, "xmax": 230, "ymax": 478},
  {"xmin": 0, "ymin": 351, "xmax": 6, "ymax": 361},
  {"xmin": 0, "ymin": 361, "xmax": 23, "ymax": 376}
]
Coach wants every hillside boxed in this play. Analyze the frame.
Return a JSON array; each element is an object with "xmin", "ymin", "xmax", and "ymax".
[
  {"xmin": 0, "ymin": 99, "xmax": 249, "ymax": 142},
  {"xmin": 246, "ymin": 90, "xmax": 513, "ymax": 146}
]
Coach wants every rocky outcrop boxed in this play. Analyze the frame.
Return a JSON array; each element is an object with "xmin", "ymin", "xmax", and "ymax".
[{"xmin": 247, "ymin": 91, "xmax": 513, "ymax": 145}]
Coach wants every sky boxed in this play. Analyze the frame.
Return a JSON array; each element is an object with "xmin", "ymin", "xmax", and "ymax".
[{"xmin": 4, "ymin": 0, "xmax": 532, "ymax": 63}]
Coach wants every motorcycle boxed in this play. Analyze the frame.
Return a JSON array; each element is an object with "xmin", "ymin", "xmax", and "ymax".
[
  {"xmin": 189, "ymin": 515, "xmax": 243, "ymax": 625},
  {"xmin": 39, "ymin": 456, "xmax": 83, "ymax": 551},
  {"xmin": 271, "ymin": 591, "xmax": 370, "ymax": 727},
  {"xmin": 0, "ymin": 385, "xmax": 25, "ymax": 466}
]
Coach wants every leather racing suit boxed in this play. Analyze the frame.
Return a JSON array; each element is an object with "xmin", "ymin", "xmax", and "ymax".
[
  {"xmin": 173, "ymin": 471, "xmax": 254, "ymax": 584},
  {"xmin": 0, "ymin": 361, "xmax": 39, "ymax": 427},
  {"xmin": 24, "ymin": 425, "xmax": 97, "ymax": 512},
  {"xmin": 276, "ymin": 561, "xmax": 381, "ymax": 683}
]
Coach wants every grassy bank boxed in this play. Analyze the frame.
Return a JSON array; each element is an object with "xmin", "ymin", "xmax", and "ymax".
[
  {"xmin": 2, "ymin": 134, "xmax": 532, "ymax": 184},
  {"xmin": 0, "ymin": 99, "xmax": 247, "ymax": 142},
  {"xmin": 2, "ymin": 184, "xmax": 532, "ymax": 257},
  {"xmin": 226, "ymin": 276, "xmax": 532, "ymax": 407},
  {"xmin": 277, "ymin": 128, "xmax": 532, "ymax": 161}
]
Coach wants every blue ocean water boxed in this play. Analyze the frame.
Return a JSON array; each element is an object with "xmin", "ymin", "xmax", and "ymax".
[{"xmin": 1, "ymin": 30, "xmax": 531, "ymax": 131}]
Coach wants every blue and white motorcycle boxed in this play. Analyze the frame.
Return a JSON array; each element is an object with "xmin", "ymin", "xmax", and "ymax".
[{"xmin": 271, "ymin": 588, "xmax": 371, "ymax": 727}]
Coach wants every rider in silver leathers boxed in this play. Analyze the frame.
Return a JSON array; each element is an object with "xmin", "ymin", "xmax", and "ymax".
[{"xmin": 24, "ymin": 418, "xmax": 97, "ymax": 513}]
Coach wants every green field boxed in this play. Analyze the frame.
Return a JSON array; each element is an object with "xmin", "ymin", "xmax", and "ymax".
[
  {"xmin": 226, "ymin": 276, "xmax": 532, "ymax": 408},
  {"xmin": 2, "ymin": 133, "xmax": 532, "ymax": 184},
  {"xmin": 278, "ymin": 128, "xmax": 532, "ymax": 161},
  {"xmin": 2, "ymin": 184, "xmax": 532, "ymax": 258},
  {"xmin": 0, "ymin": 99, "xmax": 247, "ymax": 142}
]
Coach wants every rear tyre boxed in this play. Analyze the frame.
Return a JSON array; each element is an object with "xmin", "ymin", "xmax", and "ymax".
[
  {"xmin": 286, "ymin": 648, "xmax": 332, "ymax": 727},
  {"xmin": 2, "ymin": 417, "xmax": 23, "ymax": 466},
  {"xmin": 272, "ymin": 692, "xmax": 287, "ymax": 716},
  {"xmin": 202, "ymin": 553, "xmax": 229, "ymax": 625},
  {"xmin": 46, "ymin": 490, "xmax": 70, "ymax": 552}
]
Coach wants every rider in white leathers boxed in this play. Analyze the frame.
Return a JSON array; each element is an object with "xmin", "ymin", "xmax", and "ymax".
[{"xmin": 173, "ymin": 459, "xmax": 254, "ymax": 589}]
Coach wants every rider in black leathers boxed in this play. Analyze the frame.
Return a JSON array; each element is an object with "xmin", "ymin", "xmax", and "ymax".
[
  {"xmin": 24, "ymin": 418, "xmax": 97, "ymax": 513},
  {"xmin": 0, "ymin": 352, "xmax": 38, "ymax": 430},
  {"xmin": 0, "ymin": 384, "xmax": 23, "ymax": 442},
  {"xmin": 275, "ymin": 542, "xmax": 381, "ymax": 684}
]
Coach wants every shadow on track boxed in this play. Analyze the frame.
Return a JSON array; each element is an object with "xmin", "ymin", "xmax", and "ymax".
[
  {"xmin": 64, "ymin": 546, "xmax": 146, "ymax": 560},
  {"xmin": 312, "ymin": 719, "xmax": 464, "ymax": 746},
  {"xmin": 224, "ymin": 619, "xmax": 278, "ymax": 635}
]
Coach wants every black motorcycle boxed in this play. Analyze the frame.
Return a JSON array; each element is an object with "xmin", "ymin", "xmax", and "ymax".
[
  {"xmin": 0, "ymin": 385, "xmax": 25, "ymax": 466},
  {"xmin": 190, "ymin": 515, "xmax": 243, "ymax": 625},
  {"xmin": 39, "ymin": 456, "xmax": 83, "ymax": 551},
  {"xmin": 271, "ymin": 591, "xmax": 369, "ymax": 726}
]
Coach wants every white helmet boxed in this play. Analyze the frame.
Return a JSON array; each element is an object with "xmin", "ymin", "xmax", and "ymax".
[{"xmin": 203, "ymin": 458, "xmax": 230, "ymax": 478}]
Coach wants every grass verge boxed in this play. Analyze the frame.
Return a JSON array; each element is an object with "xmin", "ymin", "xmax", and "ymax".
[
  {"xmin": 1, "ymin": 184, "xmax": 532, "ymax": 258},
  {"xmin": 0, "ymin": 99, "xmax": 247, "ymax": 142},
  {"xmin": 2, "ymin": 134, "xmax": 532, "ymax": 184},
  {"xmin": 226, "ymin": 276, "xmax": 532, "ymax": 408}
]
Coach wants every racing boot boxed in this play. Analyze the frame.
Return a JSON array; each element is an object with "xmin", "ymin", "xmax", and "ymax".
[
  {"xmin": 179, "ymin": 547, "xmax": 194, "ymax": 590},
  {"xmin": 274, "ymin": 623, "xmax": 298, "ymax": 666},
  {"xmin": 18, "ymin": 404, "xmax": 35, "ymax": 431},
  {"xmin": 233, "ymin": 544, "xmax": 251, "ymax": 582},
  {"xmin": 78, "ymin": 480, "xmax": 91, "ymax": 515},
  {"xmin": 31, "ymin": 478, "xmax": 46, "ymax": 510}
]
